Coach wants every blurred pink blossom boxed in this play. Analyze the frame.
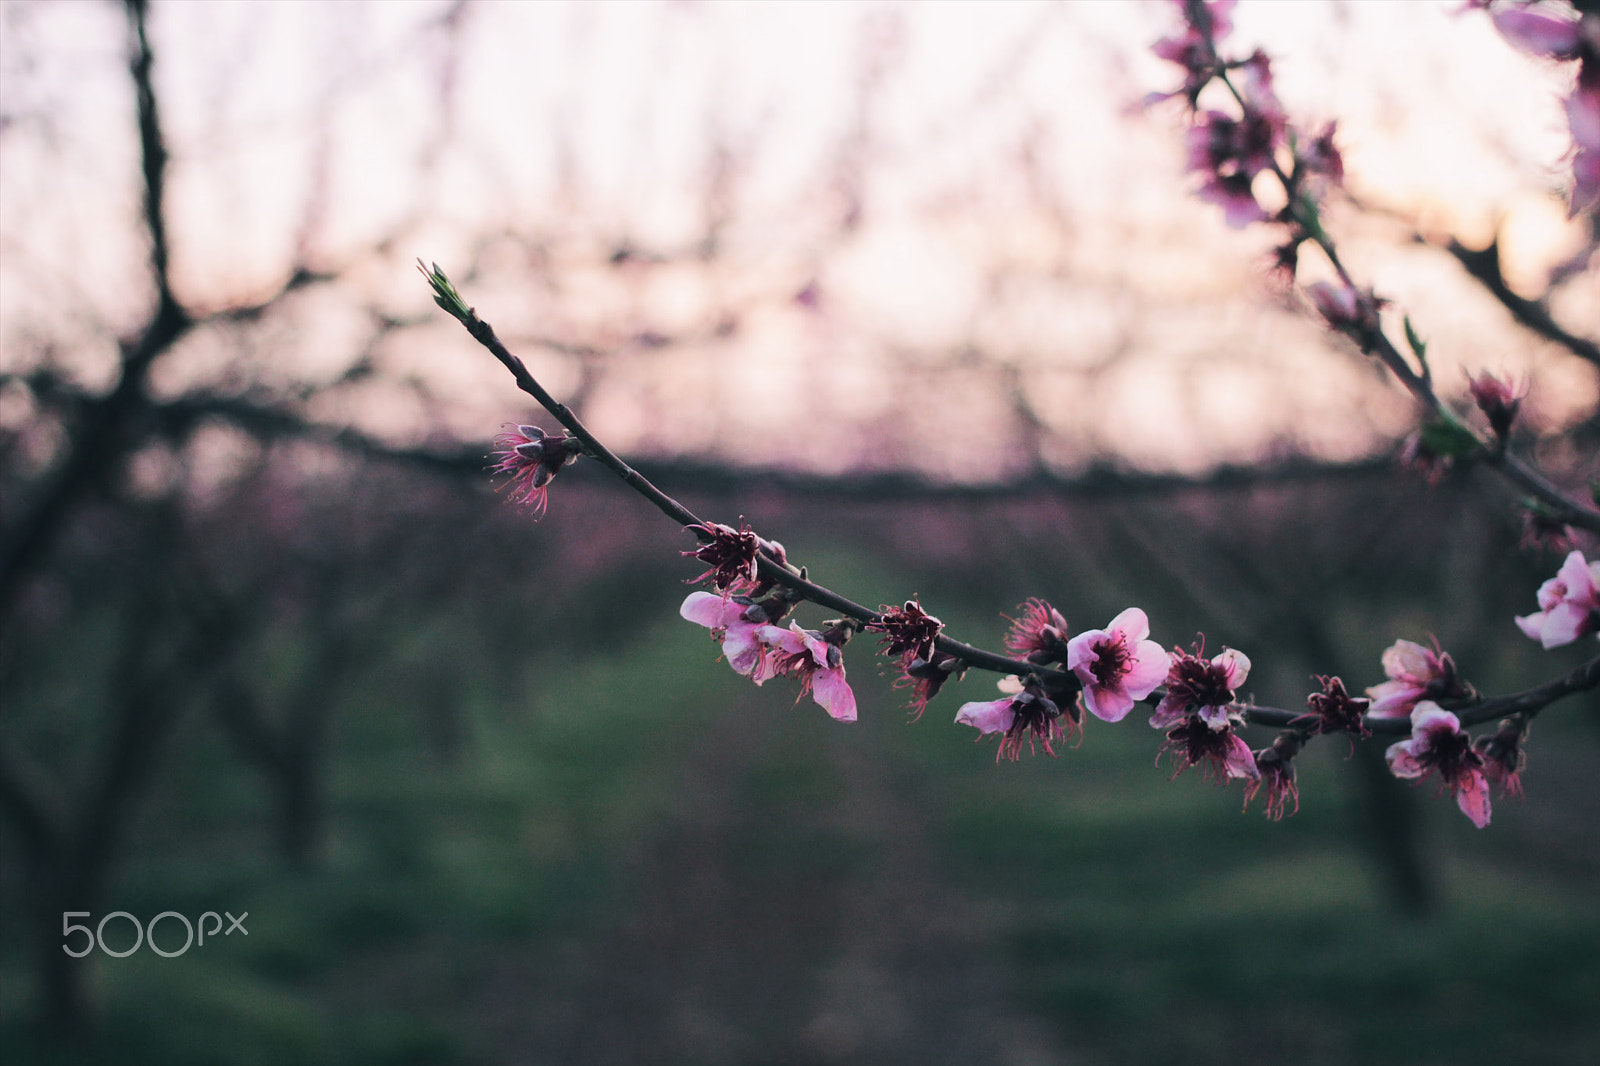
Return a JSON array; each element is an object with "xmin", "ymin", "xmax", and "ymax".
[
  {"xmin": 1244, "ymin": 734, "xmax": 1301, "ymax": 819},
  {"xmin": 681, "ymin": 591, "xmax": 771, "ymax": 679},
  {"xmin": 1516, "ymin": 549, "xmax": 1600, "ymax": 648},
  {"xmin": 1483, "ymin": 3, "xmax": 1600, "ymax": 213},
  {"xmin": 1161, "ymin": 716, "xmax": 1259, "ymax": 782},
  {"xmin": 1365, "ymin": 638, "xmax": 1468, "ymax": 719},
  {"xmin": 1152, "ymin": 642, "xmax": 1250, "ymax": 730},
  {"xmin": 1385, "ymin": 701, "xmax": 1491, "ymax": 828},
  {"xmin": 1474, "ymin": 719, "xmax": 1526, "ymax": 799},
  {"xmin": 756, "ymin": 622, "xmax": 857, "ymax": 722},
  {"xmin": 954, "ymin": 682, "xmax": 1071, "ymax": 762}
]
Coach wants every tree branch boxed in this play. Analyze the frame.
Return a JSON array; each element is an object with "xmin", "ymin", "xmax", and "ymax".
[{"xmin": 424, "ymin": 264, "xmax": 1600, "ymax": 737}]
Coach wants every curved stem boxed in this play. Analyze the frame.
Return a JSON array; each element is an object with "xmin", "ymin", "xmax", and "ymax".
[
  {"xmin": 1208, "ymin": 42, "xmax": 1600, "ymax": 536},
  {"xmin": 419, "ymin": 262, "xmax": 1074, "ymax": 689},
  {"xmin": 424, "ymin": 263, "xmax": 1594, "ymax": 742},
  {"xmin": 1234, "ymin": 653, "xmax": 1600, "ymax": 736}
]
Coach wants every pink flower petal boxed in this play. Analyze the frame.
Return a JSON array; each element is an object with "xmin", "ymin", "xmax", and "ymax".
[
  {"xmin": 1107, "ymin": 606, "xmax": 1151, "ymax": 643},
  {"xmin": 1083, "ymin": 684, "xmax": 1135, "ymax": 724},
  {"xmin": 792, "ymin": 623, "xmax": 833, "ymax": 668},
  {"xmin": 1557, "ymin": 550, "xmax": 1598, "ymax": 605},
  {"xmin": 1410, "ymin": 702, "xmax": 1461, "ymax": 738},
  {"xmin": 680, "ymin": 591, "xmax": 742, "ymax": 629},
  {"xmin": 1386, "ymin": 739, "xmax": 1426, "ymax": 779},
  {"xmin": 1214, "ymin": 648, "xmax": 1250, "ymax": 689},
  {"xmin": 1454, "ymin": 770, "xmax": 1492, "ymax": 828},
  {"xmin": 1222, "ymin": 733, "xmax": 1260, "ymax": 780},
  {"xmin": 1492, "ymin": 9, "xmax": 1582, "ymax": 59},
  {"xmin": 1148, "ymin": 698, "xmax": 1187, "ymax": 730},
  {"xmin": 1536, "ymin": 602, "xmax": 1590, "ymax": 648},
  {"xmin": 1381, "ymin": 639, "xmax": 1433, "ymax": 684},
  {"xmin": 955, "ymin": 697, "xmax": 1016, "ymax": 735},
  {"xmin": 811, "ymin": 668, "xmax": 857, "ymax": 722},
  {"xmin": 1515, "ymin": 611, "xmax": 1546, "ymax": 643},
  {"xmin": 756, "ymin": 624, "xmax": 806, "ymax": 655},
  {"xmin": 1064, "ymin": 629, "xmax": 1107, "ymax": 674},
  {"xmin": 1365, "ymin": 680, "xmax": 1421, "ymax": 719},
  {"xmin": 1123, "ymin": 640, "xmax": 1172, "ymax": 698},
  {"xmin": 722, "ymin": 623, "xmax": 765, "ymax": 677}
]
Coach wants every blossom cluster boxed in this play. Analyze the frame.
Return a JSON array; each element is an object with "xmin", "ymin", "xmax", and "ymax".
[
  {"xmin": 1516, "ymin": 549, "xmax": 1600, "ymax": 648},
  {"xmin": 1151, "ymin": 0, "xmax": 1348, "ymax": 285},
  {"xmin": 680, "ymin": 590, "xmax": 857, "ymax": 722},
  {"xmin": 464, "ymin": 354, "xmax": 1591, "ymax": 832},
  {"xmin": 670, "ymin": 535, "xmax": 1593, "ymax": 826},
  {"xmin": 953, "ymin": 605, "xmax": 1173, "ymax": 761},
  {"xmin": 1478, "ymin": 0, "xmax": 1600, "ymax": 214},
  {"xmin": 447, "ymin": 2, "xmax": 1600, "ymax": 840}
]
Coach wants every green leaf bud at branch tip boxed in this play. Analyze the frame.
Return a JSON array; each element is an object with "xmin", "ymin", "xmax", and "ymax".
[{"xmin": 417, "ymin": 259, "xmax": 477, "ymax": 327}]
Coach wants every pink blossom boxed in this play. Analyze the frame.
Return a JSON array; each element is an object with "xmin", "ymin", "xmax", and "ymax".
[
  {"xmin": 1385, "ymin": 702, "xmax": 1491, "ymax": 828},
  {"xmin": 490, "ymin": 424, "xmax": 580, "ymax": 515},
  {"xmin": 868, "ymin": 600, "xmax": 945, "ymax": 668},
  {"xmin": 1467, "ymin": 371, "xmax": 1525, "ymax": 442},
  {"xmin": 1516, "ymin": 550, "xmax": 1600, "ymax": 648},
  {"xmin": 1364, "ymin": 638, "xmax": 1467, "ymax": 719},
  {"xmin": 1185, "ymin": 104, "xmax": 1283, "ymax": 229},
  {"xmin": 954, "ymin": 682, "xmax": 1072, "ymax": 762},
  {"xmin": 895, "ymin": 651, "xmax": 964, "ymax": 721},
  {"xmin": 1161, "ymin": 716, "xmax": 1259, "ymax": 782},
  {"xmin": 1566, "ymin": 72, "xmax": 1600, "ymax": 213},
  {"xmin": 682, "ymin": 521, "xmax": 763, "ymax": 596},
  {"xmin": 1188, "ymin": 110, "xmax": 1279, "ymax": 182},
  {"xmin": 1004, "ymin": 598, "xmax": 1070, "ymax": 663},
  {"xmin": 1490, "ymin": 8, "xmax": 1582, "ymax": 59},
  {"xmin": 1066, "ymin": 608, "xmax": 1171, "ymax": 723},
  {"xmin": 1305, "ymin": 281, "xmax": 1383, "ymax": 340},
  {"xmin": 1296, "ymin": 674, "xmax": 1370, "ymax": 738},
  {"xmin": 1300, "ymin": 121, "xmax": 1344, "ymax": 183},
  {"xmin": 1484, "ymin": 4, "xmax": 1600, "ymax": 215},
  {"xmin": 1152, "ymin": 642, "xmax": 1250, "ymax": 730},
  {"xmin": 1243, "ymin": 733, "xmax": 1301, "ymax": 820},
  {"xmin": 1474, "ymin": 718, "xmax": 1526, "ymax": 800},
  {"xmin": 1151, "ymin": 0, "xmax": 1236, "ymax": 105},
  {"xmin": 756, "ymin": 622, "xmax": 857, "ymax": 722},
  {"xmin": 681, "ymin": 591, "xmax": 772, "ymax": 679}
]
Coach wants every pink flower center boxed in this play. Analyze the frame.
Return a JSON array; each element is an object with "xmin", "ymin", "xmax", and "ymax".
[
  {"xmin": 1421, "ymin": 726, "xmax": 1482, "ymax": 790},
  {"xmin": 1088, "ymin": 634, "xmax": 1132, "ymax": 688},
  {"xmin": 1163, "ymin": 718, "xmax": 1241, "ymax": 779},
  {"xmin": 1166, "ymin": 655, "xmax": 1234, "ymax": 709}
]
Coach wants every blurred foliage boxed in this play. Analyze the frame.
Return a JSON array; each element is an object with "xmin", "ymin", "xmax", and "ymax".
[{"xmin": 2, "ymin": 456, "xmax": 1598, "ymax": 1064}]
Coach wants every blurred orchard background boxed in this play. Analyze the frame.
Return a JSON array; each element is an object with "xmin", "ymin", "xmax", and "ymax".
[{"xmin": 2, "ymin": 1, "xmax": 1598, "ymax": 1063}]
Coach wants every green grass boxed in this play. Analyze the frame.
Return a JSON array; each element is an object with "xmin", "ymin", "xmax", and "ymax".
[{"xmin": 3, "ymin": 529, "xmax": 1596, "ymax": 1065}]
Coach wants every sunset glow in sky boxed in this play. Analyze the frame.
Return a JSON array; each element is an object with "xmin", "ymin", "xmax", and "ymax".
[{"xmin": 1, "ymin": 0, "xmax": 1595, "ymax": 480}]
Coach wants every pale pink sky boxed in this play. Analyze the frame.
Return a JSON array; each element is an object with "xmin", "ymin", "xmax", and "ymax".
[{"xmin": 1, "ymin": 0, "xmax": 1595, "ymax": 480}]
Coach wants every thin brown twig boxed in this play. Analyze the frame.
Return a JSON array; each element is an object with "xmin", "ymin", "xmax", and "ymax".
[
  {"xmin": 1205, "ymin": 24, "xmax": 1600, "ymax": 537},
  {"xmin": 421, "ymin": 261, "xmax": 1597, "ymax": 737}
]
